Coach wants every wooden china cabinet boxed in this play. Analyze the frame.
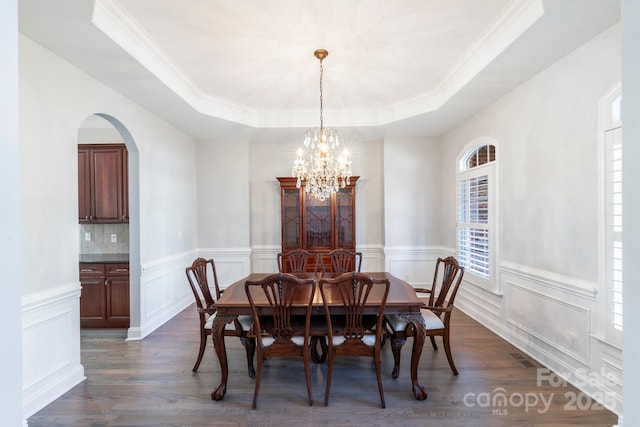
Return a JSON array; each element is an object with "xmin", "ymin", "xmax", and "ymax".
[{"xmin": 277, "ymin": 176, "xmax": 358, "ymax": 272}]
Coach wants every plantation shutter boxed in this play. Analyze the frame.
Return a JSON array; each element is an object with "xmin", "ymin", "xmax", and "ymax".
[
  {"xmin": 605, "ymin": 126, "xmax": 622, "ymax": 342},
  {"xmin": 457, "ymin": 173, "xmax": 490, "ymax": 279}
]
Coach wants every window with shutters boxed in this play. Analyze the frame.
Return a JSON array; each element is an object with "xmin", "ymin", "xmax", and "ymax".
[
  {"xmin": 457, "ymin": 139, "xmax": 498, "ymax": 292},
  {"xmin": 600, "ymin": 84, "xmax": 622, "ymax": 347}
]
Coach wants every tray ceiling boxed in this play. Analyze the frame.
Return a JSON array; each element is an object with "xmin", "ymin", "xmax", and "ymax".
[{"xmin": 19, "ymin": 0, "xmax": 620, "ymax": 139}]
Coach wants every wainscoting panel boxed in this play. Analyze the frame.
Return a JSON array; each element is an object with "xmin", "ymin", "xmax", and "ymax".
[
  {"xmin": 22, "ymin": 282, "xmax": 85, "ymax": 419},
  {"xmin": 135, "ymin": 250, "xmax": 198, "ymax": 340},
  {"xmin": 143, "ymin": 271, "xmax": 180, "ymax": 320},
  {"xmin": 199, "ymin": 248, "xmax": 252, "ymax": 289},
  {"xmin": 384, "ymin": 246, "xmax": 444, "ymax": 287},
  {"xmin": 455, "ymin": 281, "xmax": 503, "ymax": 319},
  {"xmin": 505, "ymin": 281, "xmax": 590, "ymax": 365},
  {"xmin": 454, "ymin": 259, "xmax": 622, "ymax": 417},
  {"xmin": 359, "ymin": 245, "xmax": 385, "ymax": 272},
  {"xmin": 249, "ymin": 245, "xmax": 280, "ymax": 275},
  {"xmin": 589, "ymin": 336, "xmax": 623, "ymax": 413}
]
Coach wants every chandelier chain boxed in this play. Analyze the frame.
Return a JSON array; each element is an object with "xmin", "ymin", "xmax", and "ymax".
[{"xmin": 319, "ymin": 58, "xmax": 324, "ymax": 131}]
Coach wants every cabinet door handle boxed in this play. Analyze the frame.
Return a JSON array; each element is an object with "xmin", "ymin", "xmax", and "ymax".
[
  {"xmin": 112, "ymin": 269, "xmax": 128, "ymax": 272},
  {"xmin": 80, "ymin": 269, "xmax": 94, "ymax": 273},
  {"xmin": 104, "ymin": 279, "xmax": 110, "ymax": 287}
]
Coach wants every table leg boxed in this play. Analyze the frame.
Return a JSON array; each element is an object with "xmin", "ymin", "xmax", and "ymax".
[
  {"xmin": 403, "ymin": 313, "xmax": 428, "ymax": 400},
  {"xmin": 211, "ymin": 314, "xmax": 236, "ymax": 401}
]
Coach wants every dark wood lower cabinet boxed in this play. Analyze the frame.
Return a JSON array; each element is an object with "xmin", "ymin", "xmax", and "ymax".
[{"xmin": 80, "ymin": 263, "xmax": 130, "ymax": 328}]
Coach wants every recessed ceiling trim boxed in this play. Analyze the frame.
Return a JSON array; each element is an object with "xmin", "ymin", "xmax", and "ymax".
[
  {"xmin": 93, "ymin": 0, "xmax": 543, "ymax": 129},
  {"xmin": 386, "ymin": 0, "xmax": 544, "ymax": 124},
  {"xmin": 92, "ymin": 0, "xmax": 251, "ymax": 118}
]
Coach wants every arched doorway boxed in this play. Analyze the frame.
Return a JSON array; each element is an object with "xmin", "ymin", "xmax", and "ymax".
[{"xmin": 77, "ymin": 114, "xmax": 140, "ymax": 338}]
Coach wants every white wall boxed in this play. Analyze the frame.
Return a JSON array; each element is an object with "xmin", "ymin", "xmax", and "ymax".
[
  {"xmin": 442, "ymin": 23, "xmax": 621, "ymax": 280},
  {"xmin": 212, "ymin": 129, "xmax": 389, "ymax": 272},
  {"xmin": 1, "ymin": 1, "xmax": 24, "ymax": 425},
  {"xmin": 195, "ymin": 131, "xmax": 434, "ymax": 278},
  {"xmin": 249, "ymin": 130, "xmax": 300, "ymax": 272},
  {"xmin": 197, "ymin": 138, "xmax": 250, "ymax": 250},
  {"xmin": 352, "ymin": 138, "xmax": 385, "ymax": 271},
  {"xmin": 195, "ymin": 138, "xmax": 252, "ymax": 286},
  {"xmin": 384, "ymin": 137, "xmax": 441, "ymax": 248},
  {"xmin": 19, "ymin": 35, "xmax": 198, "ymax": 418},
  {"xmin": 439, "ymin": 23, "xmax": 622, "ymax": 415},
  {"xmin": 383, "ymin": 137, "xmax": 443, "ymax": 285},
  {"xmin": 20, "ymin": 34, "xmax": 199, "ymax": 287},
  {"xmin": 77, "ymin": 122, "xmax": 123, "ymax": 143},
  {"xmin": 622, "ymin": 1, "xmax": 640, "ymax": 426}
]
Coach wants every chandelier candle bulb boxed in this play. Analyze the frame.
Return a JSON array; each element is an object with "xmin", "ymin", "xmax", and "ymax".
[{"xmin": 291, "ymin": 49, "xmax": 352, "ymax": 201}]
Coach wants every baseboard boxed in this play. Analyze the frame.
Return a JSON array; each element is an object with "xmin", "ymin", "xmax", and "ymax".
[
  {"xmin": 23, "ymin": 365, "xmax": 85, "ymax": 419},
  {"xmin": 133, "ymin": 294, "xmax": 193, "ymax": 340}
]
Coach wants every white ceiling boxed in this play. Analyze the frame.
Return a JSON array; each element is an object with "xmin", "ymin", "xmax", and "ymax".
[{"xmin": 18, "ymin": 0, "xmax": 620, "ymax": 140}]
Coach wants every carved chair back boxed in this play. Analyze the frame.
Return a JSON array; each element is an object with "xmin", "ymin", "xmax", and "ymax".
[
  {"xmin": 328, "ymin": 249, "xmax": 362, "ymax": 274},
  {"xmin": 277, "ymin": 249, "xmax": 319, "ymax": 274}
]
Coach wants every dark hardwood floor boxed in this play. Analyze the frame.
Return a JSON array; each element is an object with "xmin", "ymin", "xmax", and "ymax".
[{"xmin": 28, "ymin": 304, "xmax": 618, "ymax": 426}]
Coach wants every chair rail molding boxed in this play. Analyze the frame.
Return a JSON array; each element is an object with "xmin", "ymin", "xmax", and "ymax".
[
  {"xmin": 250, "ymin": 245, "xmax": 280, "ymax": 274},
  {"xmin": 140, "ymin": 248, "xmax": 198, "ymax": 275},
  {"xmin": 501, "ymin": 260, "xmax": 598, "ymax": 300},
  {"xmin": 383, "ymin": 245, "xmax": 450, "ymax": 287},
  {"xmin": 357, "ymin": 244, "xmax": 385, "ymax": 272},
  {"xmin": 199, "ymin": 247, "xmax": 252, "ymax": 287}
]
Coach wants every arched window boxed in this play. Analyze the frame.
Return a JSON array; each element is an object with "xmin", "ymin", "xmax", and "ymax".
[
  {"xmin": 457, "ymin": 139, "xmax": 498, "ymax": 292},
  {"xmin": 462, "ymin": 144, "xmax": 496, "ymax": 169}
]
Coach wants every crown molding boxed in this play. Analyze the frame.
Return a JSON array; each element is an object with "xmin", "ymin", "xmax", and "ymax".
[{"xmin": 92, "ymin": 0, "xmax": 543, "ymax": 129}]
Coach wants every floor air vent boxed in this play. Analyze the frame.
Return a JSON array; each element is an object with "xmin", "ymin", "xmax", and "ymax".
[{"xmin": 509, "ymin": 352, "xmax": 537, "ymax": 368}]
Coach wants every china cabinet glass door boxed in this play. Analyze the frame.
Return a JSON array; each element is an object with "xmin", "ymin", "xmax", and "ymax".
[
  {"xmin": 305, "ymin": 195, "xmax": 331, "ymax": 250},
  {"xmin": 282, "ymin": 188, "xmax": 300, "ymax": 250},
  {"xmin": 336, "ymin": 188, "xmax": 355, "ymax": 248}
]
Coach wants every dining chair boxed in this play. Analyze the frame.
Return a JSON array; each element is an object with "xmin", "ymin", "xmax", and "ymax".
[
  {"xmin": 328, "ymin": 248, "xmax": 362, "ymax": 273},
  {"xmin": 384, "ymin": 256, "xmax": 465, "ymax": 378},
  {"xmin": 245, "ymin": 273, "xmax": 317, "ymax": 409},
  {"xmin": 185, "ymin": 258, "xmax": 255, "ymax": 376},
  {"xmin": 319, "ymin": 272, "xmax": 390, "ymax": 408},
  {"xmin": 277, "ymin": 249, "xmax": 320, "ymax": 274}
]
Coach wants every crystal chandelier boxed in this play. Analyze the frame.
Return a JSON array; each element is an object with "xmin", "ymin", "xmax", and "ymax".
[{"xmin": 292, "ymin": 49, "xmax": 352, "ymax": 201}]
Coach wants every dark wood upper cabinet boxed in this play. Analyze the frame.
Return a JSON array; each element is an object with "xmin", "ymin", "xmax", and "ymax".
[
  {"xmin": 78, "ymin": 144, "xmax": 128, "ymax": 223},
  {"xmin": 122, "ymin": 148, "xmax": 129, "ymax": 223},
  {"xmin": 78, "ymin": 148, "xmax": 91, "ymax": 222},
  {"xmin": 277, "ymin": 176, "xmax": 358, "ymax": 272}
]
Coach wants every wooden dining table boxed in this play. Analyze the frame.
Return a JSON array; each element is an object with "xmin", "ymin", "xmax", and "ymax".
[{"xmin": 210, "ymin": 272, "xmax": 429, "ymax": 401}]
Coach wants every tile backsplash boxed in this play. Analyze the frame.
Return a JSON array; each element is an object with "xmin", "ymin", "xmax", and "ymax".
[{"xmin": 79, "ymin": 223, "xmax": 129, "ymax": 254}]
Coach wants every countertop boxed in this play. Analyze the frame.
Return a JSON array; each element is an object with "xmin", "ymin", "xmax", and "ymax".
[{"xmin": 79, "ymin": 254, "xmax": 129, "ymax": 264}]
